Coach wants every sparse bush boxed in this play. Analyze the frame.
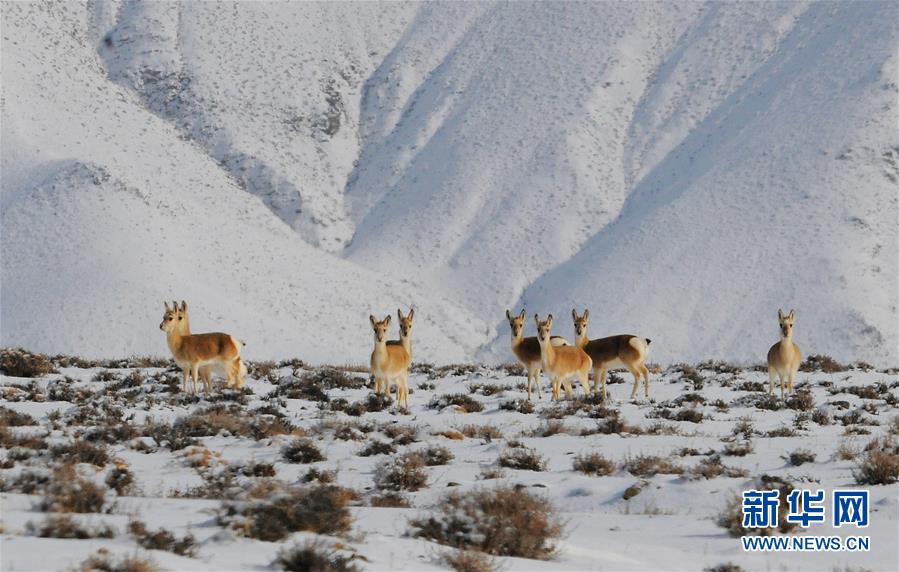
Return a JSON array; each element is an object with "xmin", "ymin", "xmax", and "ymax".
[
  {"xmin": 764, "ymin": 426, "xmax": 797, "ymax": 437},
  {"xmin": 0, "ymin": 406, "xmax": 37, "ymax": 426},
  {"xmin": 441, "ymin": 549, "xmax": 497, "ymax": 572},
  {"xmin": 106, "ymin": 461, "xmax": 136, "ymax": 495},
  {"xmin": 785, "ymin": 390, "xmax": 815, "ymax": 411},
  {"xmin": 410, "ymin": 486, "xmax": 563, "ymax": 559},
  {"xmin": 530, "ymin": 420, "xmax": 570, "ymax": 437},
  {"xmin": 26, "ymin": 514, "xmax": 115, "ymax": 539},
  {"xmin": 855, "ymin": 437, "xmax": 899, "ymax": 485},
  {"xmin": 623, "ymin": 455, "xmax": 683, "ymax": 477},
  {"xmin": 801, "ymin": 355, "xmax": 846, "ymax": 373},
  {"xmin": 282, "ymin": 438, "xmax": 325, "ymax": 464},
  {"xmin": 274, "ymin": 540, "xmax": 359, "ymax": 572},
  {"xmin": 429, "ymin": 394, "xmax": 484, "ymax": 413},
  {"xmin": 0, "ymin": 348, "xmax": 55, "ymax": 377},
  {"xmin": 374, "ymin": 453, "xmax": 428, "ymax": 491},
  {"xmin": 499, "ymin": 399, "xmax": 535, "ymax": 414},
  {"xmin": 40, "ymin": 464, "xmax": 106, "ymax": 513},
  {"xmin": 77, "ymin": 549, "xmax": 159, "ymax": 572},
  {"xmin": 686, "ymin": 456, "xmax": 748, "ymax": 480},
  {"xmin": 717, "ymin": 476, "xmax": 797, "ymax": 537},
  {"xmin": 499, "ymin": 447, "xmax": 547, "ymax": 471},
  {"xmin": 738, "ymin": 380, "xmax": 766, "ymax": 392},
  {"xmin": 358, "ymin": 440, "xmax": 396, "ymax": 457},
  {"xmin": 697, "ymin": 361, "xmax": 743, "ymax": 375},
  {"xmin": 383, "ymin": 423, "xmax": 419, "ymax": 445},
  {"xmin": 788, "ymin": 449, "xmax": 816, "ymax": 466},
  {"xmin": 723, "ymin": 441, "xmax": 753, "ymax": 457},
  {"xmin": 50, "ymin": 441, "xmax": 110, "ymax": 467},
  {"xmin": 300, "ymin": 467, "xmax": 336, "ymax": 484},
  {"xmin": 247, "ymin": 360, "xmax": 279, "ymax": 380},
  {"xmin": 230, "ymin": 484, "xmax": 354, "ymax": 541},
  {"xmin": 236, "ymin": 461, "xmax": 277, "ymax": 478},
  {"xmin": 573, "ymin": 452, "xmax": 615, "ymax": 476},
  {"xmin": 835, "ymin": 440, "xmax": 860, "ymax": 461},
  {"xmin": 704, "ymin": 564, "xmax": 745, "ymax": 572},
  {"xmin": 128, "ymin": 520, "xmax": 196, "ymax": 557},
  {"xmin": 677, "ymin": 364, "xmax": 704, "ymax": 390},
  {"xmin": 457, "ymin": 425, "xmax": 503, "ymax": 441},
  {"xmin": 674, "ymin": 408, "xmax": 704, "ymax": 423},
  {"xmin": 370, "ymin": 492, "xmax": 411, "ymax": 508},
  {"xmin": 422, "ymin": 445, "xmax": 454, "ymax": 466},
  {"xmin": 811, "ymin": 409, "xmax": 831, "ymax": 425}
]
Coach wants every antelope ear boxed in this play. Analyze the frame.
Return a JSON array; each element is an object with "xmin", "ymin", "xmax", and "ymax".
[
  {"xmin": 547, "ymin": 314, "xmax": 554, "ymax": 326},
  {"xmin": 408, "ymin": 308, "xmax": 414, "ymax": 320},
  {"xmin": 505, "ymin": 309, "xmax": 512, "ymax": 321},
  {"xmin": 572, "ymin": 309, "xmax": 577, "ymax": 321},
  {"xmin": 519, "ymin": 309, "xmax": 526, "ymax": 320},
  {"xmin": 369, "ymin": 315, "xmax": 376, "ymax": 326},
  {"xmin": 385, "ymin": 314, "xmax": 391, "ymax": 325},
  {"xmin": 788, "ymin": 309, "xmax": 795, "ymax": 320},
  {"xmin": 164, "ymin": 301, "xmax": 171, "ymax": 311},
  {"xmin": 534, "ymin": 313, "xmax": 540, "ymax": 325},
  {"xmin": 397, "ymin": 308, "xmax": 403, "ymax": 321},
  {"xmin": 584, "ymin": 309, "xmax": 589, "ymax": 320},
  {"xmin": 181, "ymin": 301, "xmax": 188, "ymax": 312},
  {"xmin": 778, "ymin": 309, "xmax": 784, "ymax": 320}
]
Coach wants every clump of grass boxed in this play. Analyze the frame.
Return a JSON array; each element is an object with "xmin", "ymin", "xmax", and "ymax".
[
  {"xmin": 282, "ymin": 438, "xmax": 325, "ymax": 464},
  {"xmin": 722, "ymin": 441, "xmax": 754, "ymax": 457},
  {"xmin": 374, "ymin": 452, "xmax": 428, "ymax": 491},
  {"xmin": 0, "ymin": 348, "xmax": 55, "ymax": 377},
  {"xmin": 224, "ymin": 484, "xmax": 354, "ymax": 541},
  {"xmin": 686, "ymin": 456, "xmax": 748, "ymax": 480},
  {"xmin": 499, "ymin": 447, "xmax": 547, "ymax": 471},
  {"xmin": 128, "ymin": 520, "xmax": 197, "ymax": 557},
  {"xmin": 785, "ymin": 390, "xmax": 815, "ymax": 411},
  {"xmin": 358, "ymin": 439, "xmax": 396, "ymax": 457},
  {"xmin": 39, "ymin": 464, "xmax": 106, "ymax": 513},
  {"xmin": 369, "ymin": 492, "xmax": 411, "ymax": 508},
  {"xmin": 105, "ymin": 461, "xmax": 136, "ymax": 495},
  {"xmin": 26, "ymin": 515, "xmax": 115, "ymax": 539},
  {"xmin": 0, "ymin": 407, "xmax": 36, "ymax": 426},
  {"xmin": 457, "ymin": 425, "xmax": 503, "ymax": 441},
  {"xmin": 274, "ymin": 540, "xmax": 359, "ymax": 572},
  {"xmin": 428, "ymin": 394, "xmax": 484, "ymax": 413},
  {"xmin": 854, "ymin": 437, "xmax": 899, "ymax": 485},
  {"xmin": 499, "ymin": 399, "xmax": 535, "ymax": 414},
  {"xmin": 382, "ymin": 423, "xmax": 419, "ymax": 445},
  {"xmin": 716, "ymin": 476, "xmax": 797, "ymax": 537},
  {"xmin": 623, "ymin": 455, "xmax": 683, "ymax": 477},
  {"xmin": 800, "ymin": 355, "xmax": 846, "ymax": 373},
  {"xmin": 77, "ymin": 549, "xmax": 158, "ymax": 572},
  {"xmin": 421, "ymin": 445, "xmax": 454, "ymax": 466},
  {"xmin": 50, "ymin": 441, "xmax": 110, "ymax": 467},
  {"xmin": 787, "ymin": 449, "xmax": 817, "ymax": 466},
  {"xmin": 572, "ymin": 452, "xmax": 615, "ymax": 476},
  {"xmin": 410, "ymin": 485, "xmax": 563, "ymax": 559},
  {"xmin": 440, "ymin": 549, "xmax": 497, "ymax": 572}
]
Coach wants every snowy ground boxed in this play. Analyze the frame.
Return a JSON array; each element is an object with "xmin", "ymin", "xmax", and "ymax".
[{"xmin": 1, "ymin": 357, "xmax": 897, "ymax": 571}]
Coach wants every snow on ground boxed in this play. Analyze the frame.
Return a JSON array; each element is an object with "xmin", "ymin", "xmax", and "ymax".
[
  {"xmin": 2, "ymin": 1, "xmax": 897, "ymax": 366},
  {"xmin": 1, "ymin": 357, "xmax": 897, "ymax": 571}
]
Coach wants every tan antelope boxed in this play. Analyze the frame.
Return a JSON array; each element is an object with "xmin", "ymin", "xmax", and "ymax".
[
  {"xmin": 172, "ymin": 301, "xmax": 246, "ymax": 391},
  {"xmin": 767, "ymin": 309, "xmax": 801, "ymax": 398},
  {"xmin": 505, "ymin": 309, "xmax": 570, "ymax": 400},
  {"xmin": 159, "ymin": 302, "xmax": 244, "ymax": 394},
  {"xmin": 572, "ymin": 309, "xmax": 652, "ymax": 401},
  {"xmin": 381, "ymin": 308, "xmax": 414, "ymax": 396},
  {"xmin": 370, "ymin": 314, "xmax": 411, "ymax": 408},
  {"xmin": 534, "ymin": 314, "xmax": 592, "ymax": 400}
]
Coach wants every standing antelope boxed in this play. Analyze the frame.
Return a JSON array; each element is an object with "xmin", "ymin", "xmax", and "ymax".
[
  {"xmin": 381, "ymin": 308, "xmax": 414, "ymax": 396},
  {"xmin": 506, "ymin": 309, "xmax": 570, "ymax": 400},
  {"xmin": 767, "ymin": 309, "xmax": 801, "ymax": 398},
  {"xmin": 172, "ymin": 301, "xmax": 246, "ymax": 391},
  {"xmin": 159, "ymin": 302, "xmax": 244, "ymax": 394},
  {"xmin": 370, "ymin": 314, "xmax": 411, "ymax": 408},
  {"xmin": 534, "ymin": 314, "xmax": 592, "ymax": 400},
  {"xmin": 572, "ymin": 309, "xmax": 652, "ymax": 401}
]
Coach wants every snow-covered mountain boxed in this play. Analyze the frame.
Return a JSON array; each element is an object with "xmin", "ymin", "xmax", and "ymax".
[{"xmin": 2, "ymin": 1, "xmax": 896, "ymax": 365}]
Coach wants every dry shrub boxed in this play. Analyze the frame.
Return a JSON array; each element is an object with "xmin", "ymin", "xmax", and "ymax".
[
  {"xmin": 499, "ymin": 447, "xmax": 547, "ymax": 471},
  {"xmin": 106, "ymin": 461, "xmax": 136, "ymax": 495},
  {"xmin": 383, "ymin": 423, "xmax": 419, "ymax": 445},
  {"xmin": 0, "ymin": 406, "xmax": 36, "ymax": 426},
  {"xmin": 686, "ymin": 456, "xmax": 748, "ymax": 480},
  {"xmin": 370, "ymin": 492, "xmax": 411, "ymax": 508},
  {"xmin": 374, "ymin": 452, "xmax": 428, "ymax": 491},
  {"xmin": 128, "ymin": 520, "xmax": 196, "ymax": 557},
  {"xmin": 788, "ymin": 449, "xmax": 816, "ymax": 466},
  {"xmin": 300, "ymin": 467, "xmax": 336, "ymax": 484},
  {"xmin": 722, "ymin": 440, "xmax": 754, "ymax": 457},
  {"xmin": 835, "ymin": 440, "xmax": 860, "ymax": 461},
  {"xmin": 410, "ymin": 485, "xmax": 563, "ymax": 559},
  {"xmin": 428, "ymin": 394, "xmax": 484, "ymax": 413},
  {"xmin": 811, "ymin": 409, "xmax": 831, "ymax": 425},
  {"xmin": 230, "ymin": 484, "xmax": 354, "ymax": 541},
  {"xmin": 40, "ymin": 464, "xmax": 106, "ymax": 513},
  {"xmin": 675, "ymin": 408, "xmax": 704, "ymax": 423},
  {"xmin": 623, "ymin": 455, "xmax": 683, "ymax": 477},
  {"xmin": 421, "ymin": 445, "xmax": 454, "ymax": 466},
  {"xmin": 441, "ymin": 549, "xmax": 497, "ymax": 572},
  {"xmin": 704, "ymin": 564, "xmax": 745, "ymax": 572},
  {"xmin": 26, "ymin": 514, "xmax": 115, "ymax": 539},
  {"xmin": 77, "ymin": 549, "xmax": 158, "ymax": 572},
  {"xmin": 785, "ymin": 390, "xmax": 815, "ymax": 411},
  {"xmin": 855, "ymin": 437, "xmax": 899, "ymax": 485},
  {"xmin": 573, "ymin": 452, "xmax": 615, "ymax": 476},
  {"xmin": 530, "ymin": 420, "xmax": 570, "ymax": 437},
  {"xmin": 358, "ymin": 440, "xmax": 396, "ymax": 457},
  {"xmin": 498, "ymin": 398, "xmax": 535, "ymax": 414},
  {"xmin": 274, "ymin": 540, "xmax": 359, "ymax": 572},
  {"xmin": 50, "ymin": 441, "xmax": 110, "ymax": 467},
  {"xmin": 801, "ymin": 354, "xmax": 846, "ymax": 373},
  {"xmin": 457, "ymin": 424, "xmax": 503, "ymax": 441},
  {"xmin": 282, "ymin": 438, "xmax": 325, "ymax": 464},
  {"xmin": 0, "ymin": 348, "xmax": 55, "ymax": 377},
  {"xmin": 717, "ymin": 476, "xmax": 797, "ymax": 537}
]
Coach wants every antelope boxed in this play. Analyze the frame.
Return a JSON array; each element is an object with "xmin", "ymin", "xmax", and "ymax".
[
  {"xmin": 380, "ymin": 308, "xmax": 414, "ymax": 396},
  {"xmin": 767, "ymin": 309, "xmax": 801, "ymax": 398},
  {"xmin": 505, "ymin": 309, "xmax": 570, "ymax": 400},
  {"xmin": 370, "ymin": 314, "xmax": 411, "ymax": 408},
  {"xmin": 159, "ymin": 302, "xmax": 244, "ymax": 394},
  {"xmin": 171, "ymin": 301, "xmax": 246, "ymax": 391},
  {"xmin": 572, "ymin": 309, "xmax": 652, "ymax": 401},
  {"xmin": 534, "ymin": 314, "xmax": 592, "ymax": 400}
]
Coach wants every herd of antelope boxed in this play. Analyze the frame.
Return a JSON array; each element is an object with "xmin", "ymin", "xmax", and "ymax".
[{"xmin": 159, "ymin": 301, "xmax": 802, "ymax": 406}]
